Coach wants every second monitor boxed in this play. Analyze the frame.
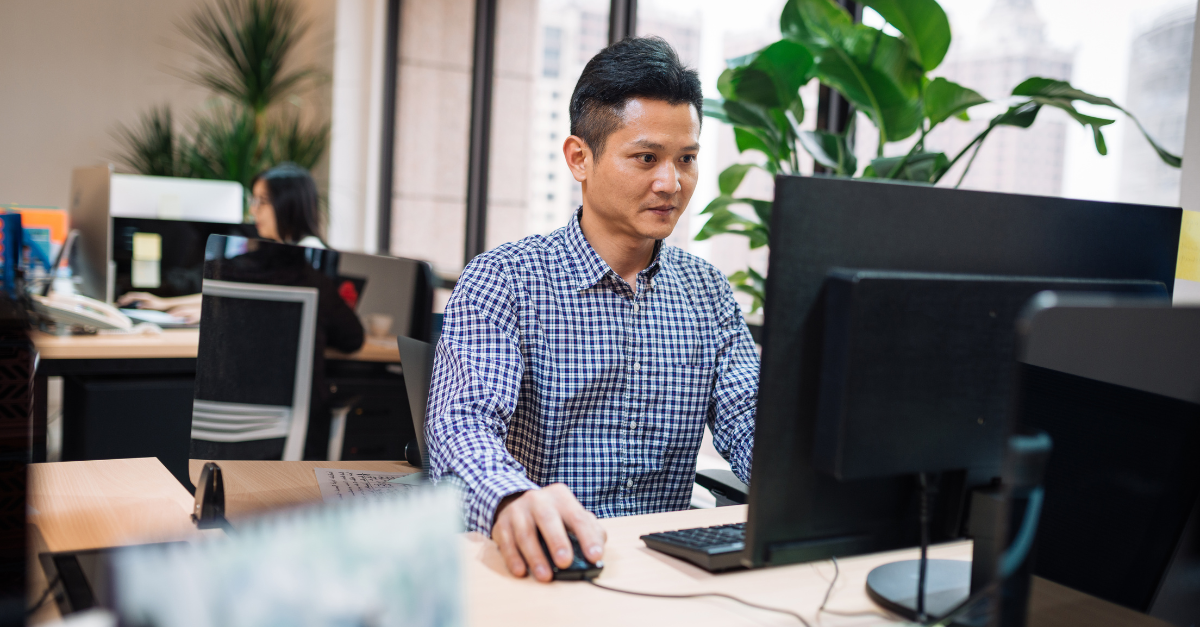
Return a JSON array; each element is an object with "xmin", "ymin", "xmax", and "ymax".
[{"xmin": 746, "ymin": 175, "xmax": 1181, "ymax": 568}]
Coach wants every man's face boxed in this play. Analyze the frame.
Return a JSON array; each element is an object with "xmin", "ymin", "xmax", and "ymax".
[{"xmin": 571, "ymin": 98, "xmax": 700, "ymax": 242}]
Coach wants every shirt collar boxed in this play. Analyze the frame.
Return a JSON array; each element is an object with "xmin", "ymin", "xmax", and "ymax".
[{"xmin": 566, "ymin": 207, "xmax": 665, "ymax": 291}]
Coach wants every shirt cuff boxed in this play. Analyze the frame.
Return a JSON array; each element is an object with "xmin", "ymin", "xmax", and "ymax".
[{"xmin": 467, "ymin": 471, "xmax": 541, "ymax": 535}]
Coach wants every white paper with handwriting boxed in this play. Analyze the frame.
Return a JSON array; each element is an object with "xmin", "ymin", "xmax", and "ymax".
[{"xmin": 314, "ymin": 467, "xmax": 417, "ymax": 503}]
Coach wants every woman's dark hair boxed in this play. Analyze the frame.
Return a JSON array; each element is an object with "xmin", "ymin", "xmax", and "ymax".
[
  {"xmin": 250, "ymin": 162, "xmax": 323, "ymax": 244},
  {"xmin": 569, "ymin": 36, "xmax": 703, "ymax": 158}
]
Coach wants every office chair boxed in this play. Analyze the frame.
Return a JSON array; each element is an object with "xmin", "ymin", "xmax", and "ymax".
[{"xmin": 190, "ymin": 279, "xmax": 319, "ymax": 461}]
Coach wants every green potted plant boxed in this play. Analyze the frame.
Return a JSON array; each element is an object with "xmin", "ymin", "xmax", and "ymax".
[
  {"xmin": 113, "ymin": 0, "xmax": 329, "ymax": 214},
  {"xmin": 699, "ymin": 0, "xmax": 1183, "ymax": 313}
]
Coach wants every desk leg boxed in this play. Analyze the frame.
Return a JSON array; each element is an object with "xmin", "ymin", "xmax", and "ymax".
[{"xmin": 31, "ymin": 373, "xmax": 46, "ymax": 463}]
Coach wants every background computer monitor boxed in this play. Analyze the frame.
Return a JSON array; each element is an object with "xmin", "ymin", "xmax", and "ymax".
[
  {"xmin": 745, "ymin": 175, "xmax": 1182, "ymax": 568},
  {"xmin": 336, "ymin": 251, "xmax": 436, "ymax": 343},
  {"xmin": 69, "ymin": 166, "xmax": 243, "ymax": 302},
  {"xmin": 112, "ymin": 217, "xmax": 252, "ymax": 299}
]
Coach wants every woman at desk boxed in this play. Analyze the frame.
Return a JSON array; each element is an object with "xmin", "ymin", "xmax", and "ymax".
[{"xmin": 117, "ymin": 163, "xmax": 329, "ymax": 321}]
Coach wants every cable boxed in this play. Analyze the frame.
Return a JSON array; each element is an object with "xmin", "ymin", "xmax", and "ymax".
[
  {"xmin": 818, "ymin": 555, "xmax": 838, "ymax": 612},
  {"xmin": 815, "ymin": 556, "xmax": 893, "ymax": 621},
  {"xmin": 26, "ymin": 573, "xmax": 62, "ymax": 616},
  {"xmin": 587, "ymin": 578, "xmax": 814, "ymax": 627}
]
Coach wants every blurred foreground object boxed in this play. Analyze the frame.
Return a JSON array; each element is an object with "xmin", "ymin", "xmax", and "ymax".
[{"xmin": 113, "ymin": 487, "xmax": 461, "ymax": 627}]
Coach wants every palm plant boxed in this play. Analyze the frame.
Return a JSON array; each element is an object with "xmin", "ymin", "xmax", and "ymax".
[
  {"xmin": 182, "ymin": 0, "xmax": 317, "ymax": 133},
  {"xmin": 113, "ymin": 107, "xmax": 182, "ymax": 177},
  {"xmin": 699, "ymin": 0, "xmax": 1184, "ymax": 313},
  {"xmin": 113, "ymin": 0, "xmax": 328, "ymax": 201}
]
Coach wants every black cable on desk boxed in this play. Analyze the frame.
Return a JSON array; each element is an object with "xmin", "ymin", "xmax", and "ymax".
[{"xmin": 586, "ymin": 578, "xmax": 814, "ymax": 627}]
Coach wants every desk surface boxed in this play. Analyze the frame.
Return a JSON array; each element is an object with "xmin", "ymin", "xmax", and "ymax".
[
  {"xmin": 30, "ymin": 459, "xmax": 1169, "ymax": 627},
  {"xmin": 32, "ymin": 329, "xmax": 401, "ymax": 362},
  {"xmin": 187, "ymin": 459, "xmax": 418, "ymax": 520}
]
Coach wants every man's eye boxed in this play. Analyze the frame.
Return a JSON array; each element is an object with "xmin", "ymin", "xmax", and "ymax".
[
  {"xmin": 638, "ymin": 154, "xmax": 655, "ymax": 163},
  {"xmin": 680, "ymin": 155, "xmax": 696, "ymax": 164}
]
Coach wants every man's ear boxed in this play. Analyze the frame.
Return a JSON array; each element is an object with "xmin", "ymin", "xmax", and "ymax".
[{"xmin": 563, "ymin": 135, "xmax": 591, "ymax": 183}]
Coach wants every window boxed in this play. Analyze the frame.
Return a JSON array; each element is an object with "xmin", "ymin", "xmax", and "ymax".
[
  {"xmin": 635, "ymin": 0, "xmax": 793, "ymax": 311},
  {"xmin": 386, "ymin": 0, "xmax": 476, "ymax": 276},
  {"xmin": 543, "ymin": 26, "xmax": 563, "ymax": 78},
  {"xmin": 484, "ymin": 0, "xmax": 611, "ymax": 249},
  {"xmin": 912, "ymin": 0, "xmax": 1195, "ymax": 206}
]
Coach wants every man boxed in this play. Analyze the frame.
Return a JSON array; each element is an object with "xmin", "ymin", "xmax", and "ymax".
[{"xmin": 426, "ymin": 36, "xmax": 758, "ymax": 582}]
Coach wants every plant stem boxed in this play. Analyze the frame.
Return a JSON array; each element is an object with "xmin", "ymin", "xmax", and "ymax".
[
  {"xmin": 935, "ymin": 123, "xmax": 994, "ymax": 184},
  {"xmin": 954, "ymin": 137, "xmax": 985, "ymax": 188},
  {"xmin": 885, "ymin": 126, "xmax": 928, "ymax": 180}
]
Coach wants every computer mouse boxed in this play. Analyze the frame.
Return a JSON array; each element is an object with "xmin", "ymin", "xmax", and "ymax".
[{"xmin": 537, "ymin": 531, "xmax": 604, "ymax": 581}]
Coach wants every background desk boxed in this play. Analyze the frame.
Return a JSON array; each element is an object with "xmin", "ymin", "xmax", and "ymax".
[
  {"xmin": 32, "ymin": 331, "xmax": 408, "ymax": 482},
  {"xmin": 27, "ymin": 458, "xmax": 1171, "ymax": 627}
]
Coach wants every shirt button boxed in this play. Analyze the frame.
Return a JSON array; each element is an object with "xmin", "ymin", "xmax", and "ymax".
[
  {"xmin": 626, "ymin": 479, "xmax": 635, "ymax": 488},
  {"xmin": 630, "ymin": 421, "xmax": 638, "ymax": 430},
  {"xmin": 633, "ymin": 362, "xmax": 641, "ymax": 371},
  {"xmin": 633, "ymin": 303, "xmax": 640, "ymax": 313}
]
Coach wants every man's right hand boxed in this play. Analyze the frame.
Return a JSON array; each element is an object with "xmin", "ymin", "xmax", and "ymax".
[{"xmin": 491, "ymin": 483, "xmax": 606, "ymax": 582}]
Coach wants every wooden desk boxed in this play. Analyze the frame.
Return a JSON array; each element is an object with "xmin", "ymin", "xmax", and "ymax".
[
  {"xmin": 29, "ymin": 458, "xmax": 1170, "ymax": 627},
  {"xmin": 32, "ymin": 329, "xmax": 402, "ymax": 362},
  {"xmin": 29, "ymin": 458, "xmax": 201, "ymax": 553},
  {"xmin": 186, "ymin": 459, "xmax": 417, "ymax": 521}
]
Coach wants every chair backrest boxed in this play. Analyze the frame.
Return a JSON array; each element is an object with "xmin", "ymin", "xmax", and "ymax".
[{"xmin": 192, "ymin": 280, "xmax": 319, "ymax": 461}]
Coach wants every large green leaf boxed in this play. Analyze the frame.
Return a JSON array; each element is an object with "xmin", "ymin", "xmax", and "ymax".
[
  {"xmin": 695, "ymin": 207, "xmax": 760, "ymax": 241},
  {"xmin": 718, "ymin": 164, "xmax": 755, "ymax": 196},
  {"xmin": 718, "ymin": 40, "xmax": 814, "ymax": 110},
  {"xmin": 703, "ymin": 98, "xmax": 731, "ymax": 124},
  {"xmin": 734, "ymin": 127, "xmax": 783, "ymax": 165},
  {"xmin": 783, "ymin": 0, "xmax": 924, "ymax": 142},
  {"xmin": 1012, "ymin": 77, "xmax": 1181, "ymax": 167},
  {"xmin": 701, "ymin": 195, "xmax": 738, "ymax": 216},
  {"xmin": 722, "ymin": 100, "xmax": 775, "ymax": 132},
  {"xmin": 729, "ymin": 269, "xmax": 766, "ymax": 314},
  {"xmin": 798, "ymin": 130, "xmax": 857, "ymax": 175},
  {"xmin": 924, "ymin": 77, "xmax": 988, "ymax": 127},
  {"xmin": 860, "ymin": 0, "xmax": 951, "ymax": 71},
  {"xmin": 746, "ymin": 199, "xmax": 773, "ymax": 226},
  {"xmin": 864, "ymin": 151, "xmax": 948, "ymax": 182},
  {"xmin": 1028, "ymin": 96, "xmax": 1115, "ymax": 155},
  {"xmin": 781, "ymin": 0, "xmax": 855, "ymax": 49},
  {"xmin": 992, "ymin": 101, "xmax": 1042, "ymax": 129},
  {"xmin": 1011, "ymin": 77, "xmax": 1118, "ymax": 106}
]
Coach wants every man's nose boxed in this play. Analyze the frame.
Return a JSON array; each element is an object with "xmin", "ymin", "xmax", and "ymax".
[{"xmin": 651, "ymin": 162, "xmax": 681, "ymax": 194}]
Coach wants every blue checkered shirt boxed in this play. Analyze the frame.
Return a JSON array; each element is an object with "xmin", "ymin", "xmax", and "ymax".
[{"xmin": 425, "ymin": 210, "xmax": 758, "ymax": 534}]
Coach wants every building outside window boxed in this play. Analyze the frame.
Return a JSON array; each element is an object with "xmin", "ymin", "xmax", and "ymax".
[{"xmin": 913, "ymin": 0, "xmax": 1194, "ymax": 206}]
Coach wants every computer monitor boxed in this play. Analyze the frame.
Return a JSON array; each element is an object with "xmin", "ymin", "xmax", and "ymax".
[
  {"xmin": 744, "ymin": 175, "xmax": 1183, "ymax": 569},
  {"xmin": 335, "ymin": 252, "xmax": 436, "ymax": 343},
  {"xmin": 1016, "ymin": 295, "xmax": 1200, "ymax": 617},
  {"xmin": 68, "ymin": 167, "xmax": 243, "ymax": 302},
  {"xmin": 112, "ymin": 217, "xmax": 253, "ymax": 300}
]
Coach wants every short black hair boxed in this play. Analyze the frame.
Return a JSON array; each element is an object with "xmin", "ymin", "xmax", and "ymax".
[
  {"xmin": 250, "ymin": 162, "xmax": 323, "ymax": 245},
  {"xmin": 569, "ymin": 37, "xmax": 702, "ymax": 158}
]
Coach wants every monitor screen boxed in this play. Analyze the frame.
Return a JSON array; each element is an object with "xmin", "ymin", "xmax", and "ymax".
[{"xmin": 111, "ymin": 218, "xmax": 252, "ymax": 300}]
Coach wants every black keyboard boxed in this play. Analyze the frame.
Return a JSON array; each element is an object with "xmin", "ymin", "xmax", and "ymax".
[{"xmin": 640, "ymin": 522, "xmax": 747, "ymax": 572}]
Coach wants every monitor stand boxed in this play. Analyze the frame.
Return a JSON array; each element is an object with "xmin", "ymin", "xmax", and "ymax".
[{"xmin": 866, "ymin": 559, "xmax": 971, "ymax": 619}]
